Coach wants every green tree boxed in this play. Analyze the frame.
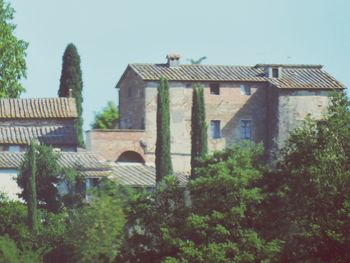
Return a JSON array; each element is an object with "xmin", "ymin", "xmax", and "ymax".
[
  {"xmin": 91, "ymin": 101, "xmax": 119, "ymax": 129},
  {"xmin": 66, "ymin": 191, "xmax": 126, "ymax": 263},
  {"xmin": 166, "ymin": 144, "xmax": 282, "ymax": 263},
  {"xmin": 58, "ymin": 43, "xmax": 84, "ymax": 147},
  {"xmin": 26, "ymin": 142, "xmax": 38, "ymax": 234},
  {"xmin": 155, "ymin": 77, "xmax": 173, "ymax": 183},
  {"xmin": 0, "ymin": 195, "xmax": 30, "ymax": 249},
  {"xmin": 17, "ymin": 144, "xmax": 83, "ymax": 213},
  {"xmin": 0, "ymin": 0, "xmax": 28, "ymax": 98},
  {"xmin": 191, "ymin": 86, "xmax": 208, "ymax": 178},
  {"xmin": 0, "ymin": 235, "xmax": 40, "ymax": 263},
  {"xmin": 273, "ymin": 92, "xmax": 350, "ymax": 262},
  {"xmin": 117, "ymin": 176, "xmax": 188, "ymax": 263}
]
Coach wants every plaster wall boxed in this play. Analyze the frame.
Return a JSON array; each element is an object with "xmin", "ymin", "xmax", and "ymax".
[
  {"xmin": 0, "ymin": 170, "xmax": 20, "ymax": 200},
  {"xmin": 276, "ymin": 89, "xmax": 330, "ymax": 148}
]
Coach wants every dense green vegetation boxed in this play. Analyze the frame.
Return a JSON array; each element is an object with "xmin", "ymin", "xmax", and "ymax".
[
  {"xmin": 58, "ymin": 43, "xmax": 84, "ymax": 147},
  {"xmin": 0, "ymin": 0, "xmax": 28, "ymax": 98},
  {"xmin": 155, "ymin": 77, "xmax": 173, "ymax": 183},
  {"xmin": 91, "ymin": 101, "xmax": 119, "ymax": 129}
]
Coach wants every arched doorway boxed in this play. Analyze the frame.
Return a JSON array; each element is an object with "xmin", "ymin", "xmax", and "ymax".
[{"xmin": 117, "ymin": 151, "xmax": 145, "ymax": 163}]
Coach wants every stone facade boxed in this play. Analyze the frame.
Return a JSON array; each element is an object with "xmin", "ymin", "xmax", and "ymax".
[{"xmin": 86, "ymin": 59, "xmax": 343, "ymax": 173}]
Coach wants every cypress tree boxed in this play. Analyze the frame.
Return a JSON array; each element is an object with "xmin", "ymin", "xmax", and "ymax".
[
  {"xmin": 27, "ymin": 141, "xmax": 38, "ymax": 234},
  {"xmin": 58, "ymin": 43, "xmax": 84, "ymax": 147},
  {"xmin": 155, "ymin": 77, "xmax": 173, "ymax": 183},
  {"xmin": 191, "ymin": 86, "xmax": 208, "ymax": 178}
]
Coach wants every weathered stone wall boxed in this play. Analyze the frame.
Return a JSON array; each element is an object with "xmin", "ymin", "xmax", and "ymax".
[
  {"xmin": 86, "ymin": 129, "xmax": 146, "ymax": 162},
  {"xmin": 119, "ymin": 69, "xmax": 146, "ymax": 129},
  {"xmin": 143, "ymin": 81, "xmax": 269, "ymax": 172},
  {"xmin": 276, "ymin": 89, "xmax": 330, "ymax": 148}
]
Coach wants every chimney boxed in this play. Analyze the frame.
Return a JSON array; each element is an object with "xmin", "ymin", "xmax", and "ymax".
[
  {"xmin": 166, "ymin": 53, "xmax": 181, "ymax": 68},
  {"xmin": 68, "ymin": 88, "xmax": 73, "ymax": 98}
]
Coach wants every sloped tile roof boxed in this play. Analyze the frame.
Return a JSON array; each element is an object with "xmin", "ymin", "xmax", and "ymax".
[
  {"xmin": 0, "ymin": 126, "xmax": 77, "ymax": 145},
  {"xmin": 0, "ymin": 151, "xmax": 108, "ymax": 171},
  {"xmin": 0, "ymin": 98, "xmax": 78, "ymax": 119},
  {"xmin": 125, "ymin": 63, "xmax": 344, "ymax": 89},
  {"xmin": 129, "ymin": 64, "xmax": 266, "ymax": 82},
  {"xmin": 266, "ymin": 67, "xmax": 343, "ymax": 89},
  {"xmin": 0, "ymin": 153, "xmax": 188, "ymax": 187},
  {"xmin": 109, "ymin": 162, "xmax": 188, "ymax": 187}
]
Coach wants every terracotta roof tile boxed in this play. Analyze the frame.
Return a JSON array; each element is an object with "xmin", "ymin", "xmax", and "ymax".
[
  {"xmin": 109, "ymin": 162, "xmax": 188, "ymax": 187},
  {"xmin": 0, "ymin": 126, "xmax": 77, "ymax": 145},
  {"xmin": 125, "ymin": 63, "xmax": 344, "ymax": 89},
  {"xmin": 0, "ymin": 98, "xmax": 78, "ymax": 119},
  {"xmin": 0, "ymin": 151, "xmax": 108, "ymax": 170}
]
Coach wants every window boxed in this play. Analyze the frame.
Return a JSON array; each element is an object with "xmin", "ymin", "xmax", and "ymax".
[
  {"xmin": 127, "ymin": 88, "xmax": 132, "ymax": 98},
  {"xmin": 272, "ymin": 68, "xmax": 279, "ymax": 78},
  {"xmin": 210, "ymin": 83, "xmax": 220, "ymax": 95},
  {"xmin": 210, "ymin": 120, "xmax": 221, "ymax": 139},
  {"xmin": 240, "ymin": 84, "xmax": 251, "ymax": 95},
  {"xmin": 86, "ymin": 177, "xmax": 100, "ymax": 189},
  {"xmin": 9, "ymin": 145, "xmax": 21, "ymax": 152},
  {"xmin": 240, "ymin": 120, "xmax": 252, "ymax": 140}
]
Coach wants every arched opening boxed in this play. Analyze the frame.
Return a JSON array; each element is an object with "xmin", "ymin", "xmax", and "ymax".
[{"xmin": 117, "ymin": 151, "xmax": 145, "ymax": 163}]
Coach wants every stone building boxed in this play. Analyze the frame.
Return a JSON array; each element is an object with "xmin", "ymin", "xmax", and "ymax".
[
  {"xmin": 0, "ymin": 97, "xmax": 78, "ymax": 152},
  {"xmin": 0, "ymin": 96, "xmax": 183, "ymax": 199},
  {"xmin": 86, "ymin": 55, "xmax": 344, "ymax": 172},
  {"xmin": 0, "ymin": 97, "xmax": 113, "ymax": 199}
]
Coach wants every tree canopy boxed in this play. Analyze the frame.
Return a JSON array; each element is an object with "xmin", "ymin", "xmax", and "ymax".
[
  {"xmin": 91, "ymin": 101, "xmax": 119, "ymax": 129},
  {"xmin": 58, "ymin": 43, "xmax": 84, "ymax": 147},
  {"xmin": 155, "ymin": 77, "xmax": 173, "ymax": 182},
  {"xmin": 272, "ymin": 92, "xmax": 350, "ymax": 262},
  {"xmin": 0, "ymin": 0, "xmax": 28, "ymax": 98},
  {"xmin": 191, "ymin": 86, "xmax": 207, "ymax": 178}
]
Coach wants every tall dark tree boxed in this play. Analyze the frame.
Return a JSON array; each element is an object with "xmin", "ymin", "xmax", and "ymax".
[
  {"xmin": 26, "ymin": 142, "xmax": 38, "ymax": 234},
  {"xmin": 58, "ymin": 43, "xmax": 84, "ymax": 147},
  {"xmin": 155, "ymin": 77, "xmax": 173, "ymax": 183},
  {"xmin": 191, "ymin": 86, "xmax": 208, "ymax": 178},
  {"xmin": 0, "ymin": 0, "xmax": 28, "ymax": 98}
]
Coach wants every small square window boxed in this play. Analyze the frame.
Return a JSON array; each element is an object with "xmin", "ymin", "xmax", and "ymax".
[
  {"xmin": 272, "ymin": 68, "xmax": 279, "ymax": 78},
  {"xmin": 210, "ymin": 120, "xmax": 221, "ymax": 139},
  {"xmin": 240, "ymin": 84, "xmax": 251, "ymax": 96},
  {"xmin": 210, "ymin": 83, "xmax": 220, "ymax": 95},
  {"xmin": 240, "ymin": 120, "xmax": 252, "ymax": 140}
]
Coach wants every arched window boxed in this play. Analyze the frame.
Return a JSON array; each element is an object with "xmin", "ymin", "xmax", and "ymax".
[{"xmin": 117, "ymin": 151, "xmax": 145, "ymax": 163}]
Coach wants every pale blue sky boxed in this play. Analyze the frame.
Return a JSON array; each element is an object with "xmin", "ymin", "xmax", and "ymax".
[{"xmin": 9, "ymin": 0, "xmax": 350, "ymax": 130}]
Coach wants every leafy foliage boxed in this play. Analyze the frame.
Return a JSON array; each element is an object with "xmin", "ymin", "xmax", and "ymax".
[
  {"xmin": 155, "ymin": 77, "xmax": 173, "ymax": 182},
  {"xmin": 0, "ymin": 235, "xmax": 40, "ymax": 263},
  {"xmin": 17, "ymin": 144, "xmax": 84, "ymax": 213},
  {"xmin": 0, "ymin": 195, "xmax": 30, "ymax": 249},
  {"xmin": 191, "ymin": 86, "xmax": 207, "ymax": 178},
  {"xmin": 58, "ymin": 43, "xmax": 84, "ymax": 147},
  {"xmin": 117, "ymin": 176, "xmax": 188, "ymax": 263},
  {"xmin": 65, "ymin": 191, "xmax": 126, "ymax": 263},
  {"xmin": 0, "ymin": 0, "xmax": 28, "ymax": 98},
  {"xmin": 166, "ymin": 144, "xmax": 282, "ymax": 263},
  {"xmin": 273, "ymin": 92, "xmax": 350, "ymax": 262},
  {"xmin": 91, "ymin": 101, "xmax": 119, "ymax": 129}
]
